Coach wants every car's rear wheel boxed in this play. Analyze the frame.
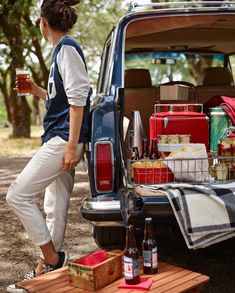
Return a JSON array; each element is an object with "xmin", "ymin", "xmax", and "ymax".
[{"xmin": 92, "ymin": 226, "xmax": 126, "ymax": 250}]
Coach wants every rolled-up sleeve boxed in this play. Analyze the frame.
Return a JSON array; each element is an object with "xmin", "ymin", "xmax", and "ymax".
[{"xmin": 57, "ymin": 45, "xmax": 90, "ymax": 106}]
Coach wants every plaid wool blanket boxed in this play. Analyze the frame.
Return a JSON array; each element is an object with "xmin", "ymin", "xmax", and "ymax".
[{"xmin": 138, "ymin": 182, "xmax": 235, "ymax": 249}]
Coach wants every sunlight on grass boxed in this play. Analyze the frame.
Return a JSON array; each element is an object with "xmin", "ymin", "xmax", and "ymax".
[{"xmin": 0, "ymin": 126, "xmax": 43, "ymax": 157}]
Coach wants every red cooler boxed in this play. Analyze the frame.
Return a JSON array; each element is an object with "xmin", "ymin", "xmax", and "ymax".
[{"xmin": 149, "ymin": 105, "xmax": 209, "ymax": 150}]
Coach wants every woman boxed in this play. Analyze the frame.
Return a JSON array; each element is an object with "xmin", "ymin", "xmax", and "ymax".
[{"xmin": 6, "ymin": 0, "xmax": 90, "ymax": 291}]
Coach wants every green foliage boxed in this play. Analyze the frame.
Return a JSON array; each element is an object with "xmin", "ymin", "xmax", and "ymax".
[
  {"xmin": 0, "ymin": 98, "xmax": 7, "ymax": 124},
  {"xmin": 0, "ymin": 0, "xmax": 129, "ymax": 121},
  {"xmin": 73, "ymin": 0, "xmax": 128, "ymax": 87}
]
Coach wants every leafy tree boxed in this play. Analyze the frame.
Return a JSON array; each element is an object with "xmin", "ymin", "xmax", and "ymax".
[
  {"xmin": 0, "ymin": 0, "xmax": 49, "ymax": 137},
  {"xmin": 0, "ymin": 0, "xmax": 127, "ymax": 137},
  {"xmin": 73, "ymin": 0, "xmax": 127, "ymax": 90}
]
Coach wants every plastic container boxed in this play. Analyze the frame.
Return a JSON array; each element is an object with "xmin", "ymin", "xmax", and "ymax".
[{"xmin": 133, "ymin": 167, "xmax": 174, "ymax": 184}]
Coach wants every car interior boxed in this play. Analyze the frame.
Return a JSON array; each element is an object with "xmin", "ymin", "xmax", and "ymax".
[{"xmin": 123, "ymin": 12, "xmax": 235, "ymax": 146}]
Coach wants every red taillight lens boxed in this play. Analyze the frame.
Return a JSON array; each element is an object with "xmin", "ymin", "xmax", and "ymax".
[{"xmin": 95, "ymin": 142, "xmax": 113, "ymax": 192}]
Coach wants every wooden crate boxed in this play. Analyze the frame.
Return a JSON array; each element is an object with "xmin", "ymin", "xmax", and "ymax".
[{"xmin": 68, "ymin": 252, "xmax": 122, "ymax": 291}]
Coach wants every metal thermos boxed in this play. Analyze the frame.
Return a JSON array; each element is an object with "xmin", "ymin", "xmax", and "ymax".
[
  {"xmin": 209, "ymin": 107, "xmax": 231, "ymax": 153},
  {"xmin": 127, "ymin": 110, "xmax": 146, "ymax": 157}
]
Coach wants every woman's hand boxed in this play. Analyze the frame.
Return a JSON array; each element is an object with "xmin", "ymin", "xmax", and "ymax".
[
  {"xmin": 62, "ymin": 145, "xmax": 79, "ymax": 171},
  {"xmin": 26, "ymin": 79, "xmax": 40, "ymax": 96},
  {"xmin": 14, "ymin": 78, "xmax": 47, "ymax": 100}
]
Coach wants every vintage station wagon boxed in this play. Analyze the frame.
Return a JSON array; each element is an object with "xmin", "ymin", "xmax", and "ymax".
[{"xmin": 81, "ymin": 1, "xmax": 235, "ymax": 249}]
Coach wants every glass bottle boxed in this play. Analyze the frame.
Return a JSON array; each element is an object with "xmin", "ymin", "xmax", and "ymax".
[
  {"xmin": 142, "ymin": 218, "xmax": 158, "ymax": 274},
  {"xmin": 140, "ymin": 138, "xmax": 150, "ymax": 159},
  {"xmin": 123, "ymin": 225, "xmax": 140, "ymax": 284},
  {"xmin": 150, "ymin": 138, "xmax": 159, "ymax": 160},
  {"xmin": 132, "ymin": 146, "xmax": 140, "ymax": 161},
  {"xmin": 130, "ymin": 146, "xmax": 140, "ymax": 181}
]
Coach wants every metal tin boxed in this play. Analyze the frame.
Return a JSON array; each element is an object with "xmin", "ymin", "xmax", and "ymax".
[
  {"xmin": 216, "ymin": 163, "xmax": 228, "ymax": 181},
  {"xmin": 167, "ymin": 134, "xmax": 179, "ymax": 144},
  {"xmin": 158, "ymin": 134, "xmax": 168, "ymax": 144},
  {"xmin": 179, "ymin": 134, "xmax": 191, "ymax": 143}
]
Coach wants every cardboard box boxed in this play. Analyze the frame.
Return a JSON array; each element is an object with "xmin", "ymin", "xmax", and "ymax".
[
  {"xmin": 68, "ymin": 252, "xmax": 122, "ymax": 291},
  {"xmin": 160, "ymin": 84, "xmax": 189, "ymax": 100}
]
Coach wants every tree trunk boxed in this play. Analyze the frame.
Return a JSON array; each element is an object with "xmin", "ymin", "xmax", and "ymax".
[
  {"xmin": 0, "ymin": 4, "xmax": 31, "ymax": 138},
  {"xmin": 10, "ymin": 95, "xmax": 31, "ymax": 138}
]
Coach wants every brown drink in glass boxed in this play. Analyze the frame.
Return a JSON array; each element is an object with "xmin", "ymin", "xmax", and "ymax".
[{"xmin": 15, "ymin": 68, "xmax": 31, "ymax": 96}]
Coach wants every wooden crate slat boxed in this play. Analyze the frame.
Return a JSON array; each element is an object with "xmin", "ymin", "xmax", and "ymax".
[
  {"xmin": 150, "ymin": 272, "xmax": 201, "ymax": 292},
  {"xmin": 95, "ymin": 264, "xmax": 184, "ymax": 293},
  {"xmin": 93, "ymin": 263, "xmax": 172, "ymax": 293},
  {"xmin": 149, "ymin": 269, "xmax": 196, "ymax": 290},
  {"xmin": 43, "ymin": 285, "xmax": 83, "ymax": 293},
  {"xmin": 18, "ymin": 267, "xmax": 68, "ymax": 287},
  {"xmin": 66, "ymin": 288, "xmax": 92, "ymax": 293},
  {"xmin": 163, "ymin": 275, "xmax": 210, "ymax": 293},
  {"xmin": 35, "ymin": 276, "xmax": 70, "ymax": 292}
]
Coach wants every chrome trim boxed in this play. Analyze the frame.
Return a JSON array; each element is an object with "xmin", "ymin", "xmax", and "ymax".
[
  {"xmin": 128, "ymin": 1, "xmax": 235, "ymax": 13},
  {"xmin": 105, "ymin": 29, "xmax": 117, "ymax": 96},
  {"xmin": 92, "ymin": 221, "xmax": 124, "ymax": 227},
  {"xmin": 94, "ymin": 141, "xmax": 114, "ymax": 194},
  {"xmin": 83, "ymin": 199, "xmax": 120, "ymax": 210}
]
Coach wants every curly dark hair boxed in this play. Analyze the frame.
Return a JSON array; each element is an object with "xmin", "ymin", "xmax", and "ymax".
[{"xmin": 41, "ymin": 0, "xmax": 80, "ymax": 32}]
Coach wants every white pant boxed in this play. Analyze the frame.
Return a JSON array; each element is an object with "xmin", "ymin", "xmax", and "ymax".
[{"xmin": 6, "ymin": 136, "xmax": 84, "ymax": 251}]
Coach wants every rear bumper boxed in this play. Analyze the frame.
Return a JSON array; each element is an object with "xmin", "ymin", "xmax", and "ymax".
[
  {"xmin": 126, "ymin": 201, "xmax": 175, "ymax": 227},
  {"xmin": 80, "ymin": 198, "xmax": 123, "ymax": 222},
  {"xmin": 80, "ymin": 193, "xmax": 174, "ymax": 227},
  {"xmin": 121, "ymin": 192, "xmax": 175, "ymax": 227}
]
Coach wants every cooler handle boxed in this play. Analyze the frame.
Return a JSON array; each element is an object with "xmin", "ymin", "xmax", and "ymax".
[
  {"xmin": 154, "ymin": 103, "xmax": 203, "ymax": 115},
  {"xmin": 153, "ymin": 103, "xmax": 204, "ymax": 134}
]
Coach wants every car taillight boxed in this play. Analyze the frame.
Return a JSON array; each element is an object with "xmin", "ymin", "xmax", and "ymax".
[{"xmin": 95, "ymin": 141, "xmax": 114, "ymax": 192}]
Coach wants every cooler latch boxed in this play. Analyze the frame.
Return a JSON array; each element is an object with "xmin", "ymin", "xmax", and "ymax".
[{"xmin": 163, "ymin": 117, "xmax": 168, "ymax": 128}]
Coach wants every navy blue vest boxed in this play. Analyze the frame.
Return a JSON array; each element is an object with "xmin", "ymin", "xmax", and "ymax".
[{"xmin": 41, "ymin": 36, "xmax": 90, "ymax": 144}]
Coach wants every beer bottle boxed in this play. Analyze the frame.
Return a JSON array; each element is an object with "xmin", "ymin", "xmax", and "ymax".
[
  {"xmin": 140, "ymin": 138, "xmax": 150, "ymax": 159},
  {"xmin": 123, "ymin": 225, "xmax": 140, "ymax": 285},
  {"xmin": 150, "ymin": 138, "xmax": 159, "ymax": 160},
  {"xmin": 132, "ymin": 146, "xmax": 140, "ymax": 161},
  {"xmin": 130, "ymin": 146, "xmax": 140, "ymax": 181},
  {"xmin": 142, "ymin": 218, "xmax": 158, "ymax": 274}
]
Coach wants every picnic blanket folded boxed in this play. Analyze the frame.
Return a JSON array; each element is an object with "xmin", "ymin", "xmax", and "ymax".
[
  {"xmin": 204, "ymin": 95, "xmax": 235, "ymax": 125},
  {"xmin": 138, "ymin": 183, "xmax": 235, "ymax": 249}
]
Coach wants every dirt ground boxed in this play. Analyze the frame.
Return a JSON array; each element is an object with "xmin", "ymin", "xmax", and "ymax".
[{"xmin": 0, "ymin": 155, "xmax": 235, "ymax": 292}]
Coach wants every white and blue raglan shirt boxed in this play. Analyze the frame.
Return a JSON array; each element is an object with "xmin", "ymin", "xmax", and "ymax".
[{"xmin": 41, "ymin": 36, "xmax": 90, "ymax": 144}]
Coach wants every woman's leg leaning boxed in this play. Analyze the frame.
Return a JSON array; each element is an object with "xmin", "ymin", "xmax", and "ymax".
[
  {"xmin": 44, "ymin": 169, "xmax": 75, "ymax": 252},
  {"xmin": 6, "ymin": 136, "xmax": 69, "ymax": 265}
]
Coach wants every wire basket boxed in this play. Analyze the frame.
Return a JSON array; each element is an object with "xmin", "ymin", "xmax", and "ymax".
[{"xmin": 128, "ymin": 155, "xmax": 235, "ymax": 185}]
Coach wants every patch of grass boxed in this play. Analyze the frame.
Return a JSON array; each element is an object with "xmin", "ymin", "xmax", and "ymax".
[{"xmin": 0, "ymin": 126, "xmax": 43, "ymax": 157}]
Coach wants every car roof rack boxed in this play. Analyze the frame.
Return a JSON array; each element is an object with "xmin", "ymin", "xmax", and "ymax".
[{"xmin": 128, "ymin": 1, "xmax": 235, "ymax": 13}]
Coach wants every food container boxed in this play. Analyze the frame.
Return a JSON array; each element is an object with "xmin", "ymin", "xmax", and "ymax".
[
  {"xmin": 167, "ymin": 134, "xmax": 179, "ymax": 144},
  {"xmin": 158, "ymin": 134, "xmax": 168, "ymax": 144},
  {"xmin": 215, "ymin": 163, "xmax": 228, "ymax": 181},
  {"xmin": 219, "ymin": 138, "xmax": 233, "ymax": 156},
  {"xmin": 160, "ymin": 84, "xmax": 189, "ymax": 100},
  {"xmin": 133, "ymin": 161, "xmax": 174, "ymax": 184},
  {"xmin": 68, "ymin": 252, "xmax": 122, "ymax": 291},
  {"xmin": 179, "ymin": 134, "xmax": 191, "ymax": 143}
]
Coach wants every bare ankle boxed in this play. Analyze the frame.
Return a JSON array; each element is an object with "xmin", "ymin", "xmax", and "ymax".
[{"xmin": 49, "ymin": 252, "xmax": 59, "ymax": 266}]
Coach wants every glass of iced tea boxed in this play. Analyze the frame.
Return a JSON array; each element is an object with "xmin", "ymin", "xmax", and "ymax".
[{"xmin": 15, "ymin": 68, "xmax": 31, "ymax": 96}]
